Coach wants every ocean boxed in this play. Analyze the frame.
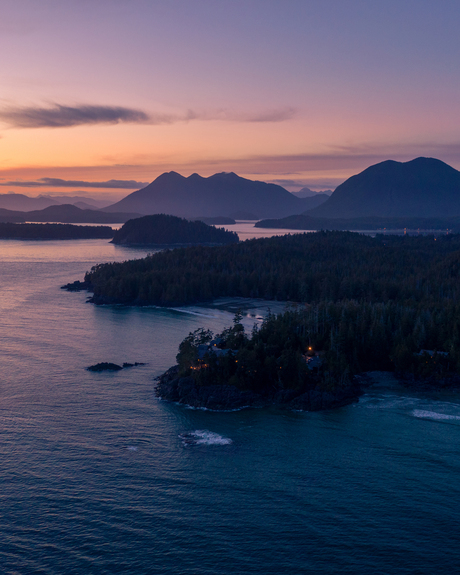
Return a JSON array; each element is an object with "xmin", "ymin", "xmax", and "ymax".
[{"xmin": 1, "ymin": 233, "xmax": 460, "ymax": 574}]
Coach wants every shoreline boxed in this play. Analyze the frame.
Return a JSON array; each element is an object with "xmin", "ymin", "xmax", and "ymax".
[
  {"xmin": 155, "ymin": 368, "xmax": 460, "ymax": 412},
  {"xmin": 155, "ymin": 365, "xmax": 363, "ymax": 411}
]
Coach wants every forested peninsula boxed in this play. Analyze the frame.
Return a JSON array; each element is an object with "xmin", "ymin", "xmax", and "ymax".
[
  {"xmin": 0, "ymin": 222, "xmax": 114, "ymax": 240},
  {"xmin": 82, "ymin": 231, "xmax": 460, "ymax": 306},
  {"xmin": 156, "ymin": 311, "xmax": 363, "ymax": 411},
  {"xmin": 71, "ymin": 231, "xmax": 460, "ymax": 407},
  {"xmin": 111, "ymin": 214, "xmax": 239, "ymax": 246}
]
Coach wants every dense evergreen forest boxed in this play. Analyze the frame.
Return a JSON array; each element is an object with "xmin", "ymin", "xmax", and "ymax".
[
  {"xmin": 111, "ymin": 214, "xmax": 239, "ymax": 245},
  {"xmin": 0, "ymin": 222, "xmax": 114, "ymax": 240},
  {"xmin": 174, "ymin": 299, "xmax": 459, "ymax": 396},
  {"xmin": 82, "ymin": 231, "xmax": 460, "ymax": 385},
  {"xmin": 85, "ymin": 231, "xmax": 460, "ymax": 306}
]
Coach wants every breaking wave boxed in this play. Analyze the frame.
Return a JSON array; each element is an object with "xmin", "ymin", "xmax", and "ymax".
[
  {"xmin": 179, "ymin": 430, "xmax": 233, "ymax": 446},
  {"xmin": 412, "ymin": 409, "xmax": 460, "ymax": 422}
]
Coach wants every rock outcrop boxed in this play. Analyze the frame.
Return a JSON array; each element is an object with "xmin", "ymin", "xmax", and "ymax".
[{"xmin": 155, "ymin": 366, "xmax": 362, "ymax": 411}]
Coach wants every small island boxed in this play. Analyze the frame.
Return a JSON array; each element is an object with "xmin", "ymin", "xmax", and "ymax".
[
  {"xmin": 111, "ymin": 214, "xmax": 239, "ymax": 246},
  {"xmin": 87, "ymin": 361, "xmax": 146, "ymax": 372},
  {"xmin": 192, "ymin": 216, "xmax": 236, "ymax": 225}
]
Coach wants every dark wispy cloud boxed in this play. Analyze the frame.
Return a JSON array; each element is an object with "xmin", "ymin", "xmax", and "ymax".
[
  {"xmin": 0, "ymin": 103, "xmax": 297, "ymax": 129},
  {"xmin": 0, "ymin": 178, "xmax": 148, "ymax": 189},
  {"xmin": 0, "ymin": 104, "xmax": 153, "ymax": 129}
]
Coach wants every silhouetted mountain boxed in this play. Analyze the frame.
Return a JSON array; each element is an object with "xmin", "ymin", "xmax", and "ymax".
[
  {"xmin": 111, "ymin": 214, "xmax": 238, "ymax": 245},
  {"xmin": 291, "ymin": 187, "xmax": 332, "ymax": 198},
  {"xmin": 103, "ymin": 172, "xmax": 308, "ymax": 219},
  {"xmin": 309, "ymin": 158, "xmax": 460, "ymax": 218},
  {"xmin": 0, "ymin": 208, "xmax": 25, "ymax": 223},
  {"xmin": 295, "ymin": 193, "xmax": 330, "ymax": 210},
  {"xmin": 73, "ymin": 201, "xmax": 102, "ymax": 210},
  {"xmin": 0, "ymin": 204, "xmax": 141, "ymax": 223},
  {"xmin": 43, "ymin": 195, "xmax": 111, "ymax": 209},
  {"xmin": 0, "ymin": 193, "xmax": 60, "ymax": 211},
  {"xmin": 0, "ymin": 193, "xmax": 112, "ymax": 212}
]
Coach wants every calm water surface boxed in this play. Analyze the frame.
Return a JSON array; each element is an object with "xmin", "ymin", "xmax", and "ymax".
[{"xmin": 1, "ymin": 234, "xmax": 460, "ymax": 574}]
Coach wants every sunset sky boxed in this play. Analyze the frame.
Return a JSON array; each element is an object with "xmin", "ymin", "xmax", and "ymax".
[{"xmin": 1, "ymin": 0, "xmax": 459, "ymax": 199}]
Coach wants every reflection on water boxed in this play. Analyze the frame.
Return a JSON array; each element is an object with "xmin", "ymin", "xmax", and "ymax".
[{"xmin": 0, "ymin": 235, "xmax": 460, "ymax": 573}]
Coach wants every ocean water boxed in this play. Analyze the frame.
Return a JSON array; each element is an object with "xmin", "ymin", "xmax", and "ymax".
[{"xmin": 1, "ymin": 237, "xmax": 460, "ymax": 574}]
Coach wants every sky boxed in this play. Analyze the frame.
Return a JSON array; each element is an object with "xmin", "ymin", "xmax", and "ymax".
[{"xmin": 1, "ymin": 0, "xmax": 459, "ymax": 199}]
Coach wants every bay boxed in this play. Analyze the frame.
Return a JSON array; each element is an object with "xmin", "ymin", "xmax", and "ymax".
[{"xmin": 1, "ymin": 233, "xmax": 460, "ymax": 574}]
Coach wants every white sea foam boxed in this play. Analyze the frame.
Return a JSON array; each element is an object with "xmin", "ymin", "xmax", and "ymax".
[
  {"xmin": 179, "ymin": 430, "xmax": 232, "ymax": 446},
  {"xmin": 168, "ymin": 308, "xmax": 216, "ymax": 318},
  {"xmin": 412, "ymin": 409, "xmax": 460, "ymax": 421}
]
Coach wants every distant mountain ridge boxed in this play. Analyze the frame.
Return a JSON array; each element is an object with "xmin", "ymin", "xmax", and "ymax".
[
  {"xmin": 0, "ymin": 193, "xmax": 110, "ymax": 212},
  {"xmin": 291, "ymin": 187, "xmax": 332, "ymax": 198},
  {"xmin": 309, "ymin": 157, "xmax": 460, "ymax": 218},
  {"xmin": 103, "ymin": 171, "xmax": 310, "ymax": 219},
  {"xmin": 293, "ymin": 193, "xmax": 330, "ymax": 210},
  {"xmin": 0, "ymin": 204, "xmax": 141, "ymax": 224}
]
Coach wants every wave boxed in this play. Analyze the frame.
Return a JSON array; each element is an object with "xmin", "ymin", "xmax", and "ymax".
[
  {"xmin": 179, "ymin": 430, "xmax": 232, "ymax": 446},
  {"xmin": 168, "ymin": 307, "xmax": 217, "ymax": 318},
  {"xmin": 412, "ymin": 409, "xmax": 460, "ymax": 422}
]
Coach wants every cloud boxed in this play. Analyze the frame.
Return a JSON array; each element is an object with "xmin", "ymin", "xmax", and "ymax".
[
  {"xmin": 0, "ymin": 103, "xmax": 297, "ymax": 129},
  {"xmin": 0, "ymin": 104, "xmax": 152, "ymax": 128},
  {"xmin": 0, "ymin": 178, "xmax": 148, "ymax": 189},
  {"xmin": 242, "ymin": 107, "xmax": 297, "ymax": 123},
  {"xmin": 203, "ymin": 107, "xmax": 297, "ymax": 123}
]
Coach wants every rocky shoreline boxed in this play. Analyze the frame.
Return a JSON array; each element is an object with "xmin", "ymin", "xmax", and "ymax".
[{"xmin": 155, "ymin": 365, "xmax": 363, "ymax": 411}]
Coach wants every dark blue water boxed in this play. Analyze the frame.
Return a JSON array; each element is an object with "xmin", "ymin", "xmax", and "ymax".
[{"xmin": 1, "ymin": 238, "xmax": 460, "ymax": 574}]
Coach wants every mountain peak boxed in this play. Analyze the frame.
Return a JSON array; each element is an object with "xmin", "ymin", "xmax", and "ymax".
[
  {"xmin": 309, "ymin": 157, "xmax": 460, "ymax": 219},
  {"xmin": 209, "ymin": 171, "xmax": 240, "ymax": 180},
  {"xmin": 102, "ymin": 170, "xmax": 305, "ymax": 218},
  {"xmin": 153, "ymin": 171, "xmax": 185, "ymax": 184}
]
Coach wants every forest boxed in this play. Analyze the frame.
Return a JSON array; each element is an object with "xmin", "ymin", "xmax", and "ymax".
[
  {"xmin": 82, "ymin": 231, "xmax": 460, "ymax": 384},
  {"xmin": 0, "ymin": 222, "xmax": 114, "ymax": 240},
  {"xmin": 175, "ymin": 300, "xmax": 459, "ymax": 395},
  {"xmin": 84, "ymin": 231, "xmax": 460, "ymax": 306}
]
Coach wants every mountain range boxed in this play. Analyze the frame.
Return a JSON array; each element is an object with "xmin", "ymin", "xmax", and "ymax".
[
  {"xmin": 0, "ymin": 204, "xmax": 140, "ymax": 224},
  {"xmin": 291, "ymin": 187, "xmax": 332, "ymax": 198},
  {"xmin": 4, "ymin": 158, "xmax": 460, "ymax": 224},
  {"xmin": 103, "ymin": 172, "xmax": 313, "ymax": 219},
  {"xmin": 309, "ymin": 157, "xmax": 460, "ymax": 218},
  {"xmin": 0, "ymin": 193, "xmax": 110, "ymax": 212}
]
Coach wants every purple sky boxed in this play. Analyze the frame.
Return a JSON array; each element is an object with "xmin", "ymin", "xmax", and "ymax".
[{"xmin": 1, "ymin": 0, "xmax": 459, "ymax": 195}]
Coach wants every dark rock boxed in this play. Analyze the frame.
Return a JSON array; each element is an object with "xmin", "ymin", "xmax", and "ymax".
[
  {"xmin": 122, "ymin": 362, "xmax": 146, "ymax": 368},
  {"xmin": 155, "ymin": 366, "xmax": 362, "ymax": 411},
  {"xmin": 61, "ymin": 280, "xmax": 92, "ymax": 291},
  {"xmin": 87, "ymin": 362, "xmax": 123, "ymax": 372}
]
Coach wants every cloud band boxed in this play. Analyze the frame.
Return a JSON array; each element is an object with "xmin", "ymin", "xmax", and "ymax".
[
  {"xmin": 0, "ymin": 178, "xmax": 148, "ymax": 189},
  {"xmin": 0, "ymin": 103, "xmax": 297, "ymax": 129}
]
